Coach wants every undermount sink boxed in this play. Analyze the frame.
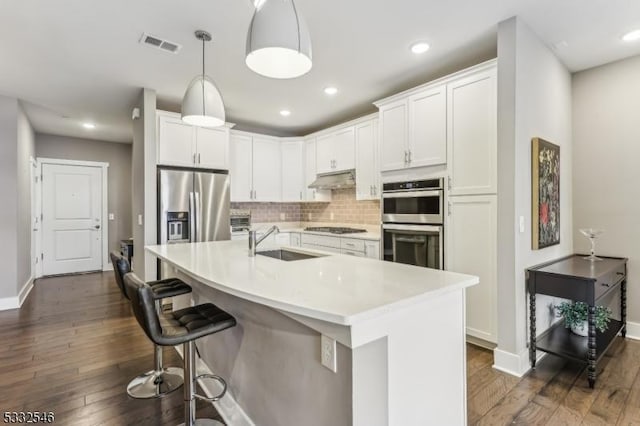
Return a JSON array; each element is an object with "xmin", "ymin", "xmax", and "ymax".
[{"xmin": 257, "ymin": 249, "xmax": 326, "ymax": 261}]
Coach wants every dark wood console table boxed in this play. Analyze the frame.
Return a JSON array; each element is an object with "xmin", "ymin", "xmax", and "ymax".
[{"xmin": 527, "ymin": 254, "xmax": 627, "ymax": 388}]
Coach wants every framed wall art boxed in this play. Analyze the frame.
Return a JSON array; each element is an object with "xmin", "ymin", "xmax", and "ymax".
[{"xmin": 532, "ymin": 137, "xmax": 560, "ymax": 249}]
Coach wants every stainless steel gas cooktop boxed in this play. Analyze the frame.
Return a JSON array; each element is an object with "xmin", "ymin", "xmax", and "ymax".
[{"xmin": 304, "ymin": 227, "xmax": 367, "ymax": 234}]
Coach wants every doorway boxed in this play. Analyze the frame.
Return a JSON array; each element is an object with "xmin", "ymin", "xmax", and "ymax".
[{"xmin": 38, "ymin": 158, "xmax": 109, "ymax": 276}]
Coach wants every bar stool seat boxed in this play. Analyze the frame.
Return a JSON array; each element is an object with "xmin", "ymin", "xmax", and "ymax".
[
  {"xmin": 124, "ymin": 272, "xmax": 236, "ymax": 426},
  {"xmin": 110, "ymin": 251, "xmax": 192, "ymax": 399}
]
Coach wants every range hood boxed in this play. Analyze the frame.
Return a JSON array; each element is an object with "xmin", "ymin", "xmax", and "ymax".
[{"xmin": 308, "ymin": 170, "xmax": 356, "ymax": 190}]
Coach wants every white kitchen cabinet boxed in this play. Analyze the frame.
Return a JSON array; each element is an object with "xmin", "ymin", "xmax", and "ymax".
[
  {"xmin": 157, "ymin": 111, "xmax": 229, "ymax": 169},
  {"xmin": 376, "ymin": 84, "xmax": 446, "ymax": 172},
  {"xmin": 281, "ymin": 140, "xmax": 304, "ymax": 202},
  {"xmin": 341, "ymin": 249, "xmax": 365, "ymax": 257},
  {"xmin": 304, "ymin": 138, "xmax": 331, "ymax": 202},
  {"xmin": 447, "ymin": 68, "xmax": 497, "ymax": 195},
  {"xmin": 364, "ymin": 240, "xmax": 380, "ymax": 259},
  {"xmin": 316, "ymin": 126, "xmax": 355, "ymax": 174},
  {"xmin": 378, "ymin": 99, "xmax": 408, "ymax": 171},
  {"xmin": 275, "ymin": 233, "xmax": 291, "ymax": 245},
  {"xmin": 252, "ymin": 137, "xmax": 281, "ymax": 202},
  {"xmin": 408, "ymin": 85, "xmax": 447, "ymax": 168},
  {"xmin": 355, "ymin": 119, "xmax": 380, "ymax": 200},
  {"xmin": 229, "ymin": 133, "xmax": 253, "ymax": 202},
  {"xmin": 195, "ymin": 127, "xmax": 229, "ymax": 170},
  {"xmin": 446, "ymin": 195, "xmax": 497, "ymax": 343},
  {"xmin": 290, "ymin": 233, "xmax": 301, "ymax": 247}
]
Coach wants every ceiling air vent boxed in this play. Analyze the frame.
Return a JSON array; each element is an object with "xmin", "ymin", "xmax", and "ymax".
[{"xmin": 140, "ymin": 33, "xmax": 182, "ymax": 54}]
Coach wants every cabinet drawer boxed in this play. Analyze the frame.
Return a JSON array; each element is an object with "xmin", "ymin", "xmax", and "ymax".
[
  {"xmin": 595, "ymin": 264, "xmax": 626, "ymax": 300},
  {"xmin": 301, "ymin": 242, "xmax": 341, "ymax": 254},
  {"xmin": 340, "ymin": 238, "xmax": 365, "ymax": 252},
  {"xmin": 341, "ymin": 249, "xmax": 365, "ymax": 257},
  {"xmin": 301, "ymin": 233, "xmax": 341, "ymax": 249}
]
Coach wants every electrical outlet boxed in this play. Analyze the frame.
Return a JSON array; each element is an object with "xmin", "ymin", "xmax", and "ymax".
[
  {"xmin": 519, "ymin": 216, "xmax": 525, "ymax": 233},
  {"xmin": 108, "ymin": 213, "xmax": 115, "ymax": 220},
  {"xmin": 280, "ymin": 212, "xmax": 285, "ymax": 221},
  {"xmin": 330, "ymin": 212, "xmax": 334, "ymax": 221},
  {"xmin": 321, "ymin": 335, "xmax": 337, "ymax": 372},
  {"xmin": 138, "ymin": 214, "xmax": 143, "ymax": 226}
]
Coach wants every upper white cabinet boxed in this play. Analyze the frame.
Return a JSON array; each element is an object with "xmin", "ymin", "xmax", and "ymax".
[
  {"xmin": 316, "ymin": 126, "xmax": 355, "ymax": 174},
  {"xmin": 281, "ymin": 139, "xmax": 304, "ymax": 202},
  {"xmin": 376, "ymin": 84, "xmax": 446, "ymax": 171},
  {"xmin": 355, "ymin": 118, "xmax": 380, "ymax": 200},
  {"xmin": 304, "ymin": 138, "xmax": 331, "ymax": 202},
  {"xmin": 229, "ymin": 132, "xmax": 281, "ymax": 202},
  {"xmin": 229, "ymin": 133, "xmax": 253, "ymax": 202},
  {"xmin": 447, "ymin": 68, "xmax": 497, "ymax": 195},
  {"xmin": 157, "ymin": 111, "xmax": 229, "ymax": 170}
]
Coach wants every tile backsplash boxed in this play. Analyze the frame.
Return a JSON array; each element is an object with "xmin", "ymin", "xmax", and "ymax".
[{"xmin": 231, "ymin": 188, "xmax": 380, "ymax": 225}]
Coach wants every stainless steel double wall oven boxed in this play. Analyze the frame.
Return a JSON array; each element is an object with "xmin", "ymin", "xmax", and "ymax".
[{"xmin": 382, "ymin": 178, "xmax": 444, "ymax": 269}]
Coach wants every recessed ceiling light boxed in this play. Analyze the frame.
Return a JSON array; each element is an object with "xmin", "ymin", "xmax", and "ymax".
[
  {"xmin": 324, "ymin": 87, "xmax": 338, "ymax": 96},
  {"xmin": 82, "ymin": 123, "xmax": 96, "ymax": 129},
  {"xmin": 410, "ymin": 42, "xmax": 430, "ymax": 54},
  {"xmin": 280, "ymin": 109, "xmax": 291, "ymax": 117},
  {"xmin": 622, "ymin": 29, "xmax": 640, "ymax": 42}
]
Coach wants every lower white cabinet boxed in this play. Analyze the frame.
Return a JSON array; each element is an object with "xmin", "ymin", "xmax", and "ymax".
[
  {"xmin": 290, "ymin": 233, "xmax": 301, "ymax": 247},
  {"xmin": 301, "ymin": 234, "xmax": 380, "ymax": 259},
  {"xmin": 446, "ymin": 195, "xmax": 497, "ymax": 343},
  {"xmin": 364, "ymin": 240, "xmax": 380, "ymax": 259},
  {"xmin": 275, "ymin": 233, "xmax": 291, "ymax": 246}
]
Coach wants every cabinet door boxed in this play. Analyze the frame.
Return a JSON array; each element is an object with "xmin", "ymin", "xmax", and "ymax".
[
  {"xmin": 195, "ymin": 127, "xmax": 229, "ymax": 170},
  {"xmin": 316, "ymin": 133, "xmax": 335, "ymax": 174},
  {"xmin": 408, "ymin": 85, "xmax": 447, "ymax": 168},
  {"xmin": 304, "ymin": 139, "xmax": 331, "ymax": 202},
  {"xmin": 364, "ymin": 240, "xmax": 380, "ymax": 259},
  {"xmin": 355, "ymin": 120, "xmax": 377, "ymax": 200},
  {"xmin": 379, "ymin": 100, "xmax": 408, "ymax": 171},
  {"xmin": 447, "ymin": 68, "xmax": 497, "ymax": 195},
  {"xmin": 229, "ymin": 134, "xmax": 253, "ymax": 202},
  {"xmin": 252, "ymin": 137, "xmax": 281, "ymax": 202},
  {"xmin": 157, "ymin": 114, "xmax": 196, "ymax": 167},
  {"xmin": 333, "ymin": 126, "xmax": 355, "ymax": 171},
  {"xmin": 290, "ymin": 233, "xmax": 301, "ymax": 247},
  {"xmin": 446, "ymin": 195, "xmax": 497, "ymax": 343},
  {"xmin": 281, "ymin": 140, "xmax": 304, "ymax": 202}
]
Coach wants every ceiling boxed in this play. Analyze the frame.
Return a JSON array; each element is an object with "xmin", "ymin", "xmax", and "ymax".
[{"xmin": 1, "ymin": 0, "xmax": 639, "ymax": 143}]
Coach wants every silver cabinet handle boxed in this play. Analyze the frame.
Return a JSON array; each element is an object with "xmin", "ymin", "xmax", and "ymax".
[
  {"xmin": 404, "ymin": 151, "xmax": 408, "ymax": 165},
  {"xmin": 408, "ymin": 150, "xmax": 412, "ymax": 164},
  {"xmin": 198, "ymin": 153, "xmax": 201, "ymax": 164},
  {"xmin": 448, "ymin": 201, "xmax": 452, "ymax": 217},
  {"xmin": 193, "ymin": 153, "xmax": 197, "ymax": 164},
  {"xmin": 249, "ymin": 190, "xmax": 252, "ymax": 200},
  {"xmin": 370, "ymin": 185, "xmax": 373, "ymax": 196},
  {"xmin": 313, "ymin": 189, "xmax": 316, "ymax": 199},
  {"xmin": 300, "ymin": 191, "xmax": 302, "ymax": 200},
  {"xmin": 448, "ymin": 176, "xmax": 452, "ymax": 191}
]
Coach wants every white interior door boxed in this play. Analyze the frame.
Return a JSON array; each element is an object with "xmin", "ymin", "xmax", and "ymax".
[{"xmin": 42, "ymin": 163, "xmax": 103, "ymax": 275}]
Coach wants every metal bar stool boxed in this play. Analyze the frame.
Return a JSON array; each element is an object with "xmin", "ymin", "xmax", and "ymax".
[
  {"xmin": 124, "ymin": 272, "xmax": 236, "ymax": 426},
  {"xmin": 110, "ymin": 251, "xmax": 193, "ymax": 399}
]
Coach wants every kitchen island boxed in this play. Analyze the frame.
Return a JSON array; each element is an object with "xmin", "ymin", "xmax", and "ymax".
[{"xmin": 146, "ymin": 240, "xmax": 478, "ymax": 426}]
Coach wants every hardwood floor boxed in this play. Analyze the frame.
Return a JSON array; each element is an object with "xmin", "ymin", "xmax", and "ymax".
[
  {"xmin": 0, "ymin": 272, "xmax": 221, "ymax": 426},
  {"xmin": 468, "ymin": 338, "xmax": 640, "ymax": 425},
  {"xmin": 3, "ymin": 272, "xmax": 640, "ymax": 425}
]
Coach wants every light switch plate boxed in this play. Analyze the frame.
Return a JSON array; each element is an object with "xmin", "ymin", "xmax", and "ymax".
[
  {"xmin": 108, "ymin": 213, "xmax": 115, "ymax": 220},
  {"xmin": 519, "ymin": 216, "xmax": 525, "ymax": 233},
  {"xmin": 138, "ymin": 214, "xmax": 143, "ymax": 226}
]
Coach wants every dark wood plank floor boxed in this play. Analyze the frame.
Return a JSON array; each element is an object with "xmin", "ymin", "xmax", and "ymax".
[
  {"xmin": 468, "ymin": 336, "xmax": 640, "ymax": 425},
  {"xmin": 0, "ymin": 272, "xmax": 222, "ymax": 426},
  {"xmin": 3, "ymin": 272, "xmax": 640, "ymax": 425}
]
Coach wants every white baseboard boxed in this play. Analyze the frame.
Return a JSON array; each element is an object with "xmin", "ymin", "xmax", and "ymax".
[
  {"xmin": 625, "ymin": 321, "xmax": 640, "ymax": 341},
  {"xmin": 0, "ymin": 276, "xmax": 34, "ymax": 311},
  {"xmin": 493, "ymin": 347, "xmax": 546, "ymax": 378},
  {"xmin": 103, "ymin": 262, "xmax": 112, "ymax": 272},
  {"xmin": 18, "ymin": 276, "xmax": 34, "ymax": 307},
  {"xmin": 173, "ymin": 345, "xmax": 254, "ymax": 426}
]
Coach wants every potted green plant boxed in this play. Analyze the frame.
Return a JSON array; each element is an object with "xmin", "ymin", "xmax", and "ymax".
[{"xmin": 555, "ymin": 301, "xmax": 612, "ymax": 336}]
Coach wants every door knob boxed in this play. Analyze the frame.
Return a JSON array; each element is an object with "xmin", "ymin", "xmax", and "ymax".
[{"xmin": 94, "ymin": 225, "xmax": 101, "ymax": 229}]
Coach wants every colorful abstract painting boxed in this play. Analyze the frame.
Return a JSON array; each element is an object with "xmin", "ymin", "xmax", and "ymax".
[{"xmin": 532, "ymin": 138, "xmax": 560, "ymax": 249}]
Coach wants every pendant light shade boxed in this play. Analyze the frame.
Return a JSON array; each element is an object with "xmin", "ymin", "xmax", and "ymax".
[
  {"xmin": 246, "ymin": 0, "xmax": 312, "ymax": 79},
  {"xmin": 181, "ymin": 30, "xmax": 226, "ymax": 127}
]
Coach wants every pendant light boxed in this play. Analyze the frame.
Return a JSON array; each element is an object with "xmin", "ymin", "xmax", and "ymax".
[
  {"xmin": 245, "ymin": 0, "xmax": 312, "ymax": 79},
  {"xmin": 181, "ymin": 30, "xmax": 226, "ymax": 127}
]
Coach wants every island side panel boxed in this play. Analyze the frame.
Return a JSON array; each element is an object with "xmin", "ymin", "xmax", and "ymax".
[{"xmin": 180, "ymin": 275, "xmax": 353, "ymax": 426}]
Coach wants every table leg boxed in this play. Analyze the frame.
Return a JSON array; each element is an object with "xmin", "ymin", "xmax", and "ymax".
[
  {"xmin": 588, "ymin": 305, "xmax": 597, "ymax": 388},
  {"xmin": 529, "ymin": 291, "xmax": 536, "ymax": 369},
  {"xmin": 621, "ymin": 279, "xmax": 627, "ymax": 338}
]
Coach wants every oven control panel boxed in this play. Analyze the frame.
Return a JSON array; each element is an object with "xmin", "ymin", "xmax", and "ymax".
[{"xmin": 383, "ymin": 178, "xmax": 442, "ymax": 192}]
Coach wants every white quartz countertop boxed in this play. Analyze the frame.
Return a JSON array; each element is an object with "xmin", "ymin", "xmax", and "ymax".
[{"xmin": 146, "ymin": 240, "xmax": 477, "ymax": 326}]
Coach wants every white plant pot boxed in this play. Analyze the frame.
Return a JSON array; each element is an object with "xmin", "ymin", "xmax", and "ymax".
[{"xmin": 571, "ymin": 320, "xmax": 589, "ymax": 337}]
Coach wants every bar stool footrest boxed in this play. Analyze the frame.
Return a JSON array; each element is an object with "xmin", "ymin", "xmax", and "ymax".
[{"xmin": 194, "ymin": 374, "xmax": 228, "ymax": 402}]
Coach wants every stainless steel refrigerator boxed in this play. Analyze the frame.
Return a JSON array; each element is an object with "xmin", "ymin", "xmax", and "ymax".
[{"xmin": 157, "ymin": 166, "xmax": 230, "ymax": 278}]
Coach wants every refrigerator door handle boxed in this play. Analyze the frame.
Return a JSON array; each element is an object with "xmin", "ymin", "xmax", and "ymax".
[
  {"xmin": 194, "ymin": 191, "xmax": 201, "ymax": 242},
  {"xmin": 189, "ymin": 191, "xmax": 196, "ymax": 243}
]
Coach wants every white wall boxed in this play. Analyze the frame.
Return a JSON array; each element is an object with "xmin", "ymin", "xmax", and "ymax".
[
  {"xmin": 131, "ymin": 88, "xmax": 157, "ymax": 280},
  {"xmin": 572, "ymin": 54, "xmax": 640, "ymax": 329},
  {"xmin": 16, "ymin": 104, "xmax": 35, "ymax": 295},
  {"xmin": 495, "ymin": 17, "xmax": 573, "ymax": 375}
]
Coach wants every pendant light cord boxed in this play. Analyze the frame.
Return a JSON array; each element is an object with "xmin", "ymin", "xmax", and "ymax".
[
  {"xmin": 291, "ymin": 0, "xmax": 301, "ymax": 53},
  {"xmin": 201, "ymin": 35, "xmax": 206, "ymax": 115}
]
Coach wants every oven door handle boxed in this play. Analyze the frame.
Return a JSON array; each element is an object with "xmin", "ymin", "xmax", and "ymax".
[
  {"xmin": 394, "ymin": 236, "xmax": 427, "ymax": 244},
  {"xmin": 383, "ymin": 224, "xmax": 442, "ymax": 232},
  {"xmin": 382, "ymin": 190, "xmax": 442, "ymax": 199}
]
